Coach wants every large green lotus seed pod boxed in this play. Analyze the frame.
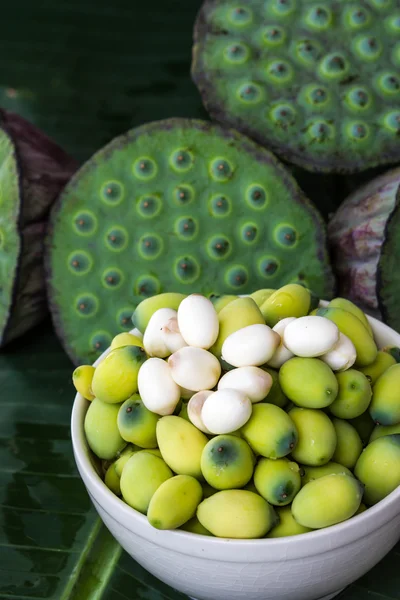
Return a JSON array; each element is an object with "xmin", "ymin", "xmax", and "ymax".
[
  {"xmin": 192, "ymin": 1, "xmax": 400, "ymax": 174},
  {"xmin": 0, "ymin": 108, "xmax": 77, "ymax": 347},
  {"xmin": 328, "ymin": 167, "xmax": 400, "ymax": 327},
  {"xmin": 45, "ymin": 118, "xmax": 334, "ymax": 365}
]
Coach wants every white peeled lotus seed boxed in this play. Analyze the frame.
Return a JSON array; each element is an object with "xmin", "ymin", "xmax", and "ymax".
[
  {"xmin": 218, "ymin": 366, "xmax": 272, "ymax": 403},
  {"xmin": 177, "ymin": 294, "xmax": 219, "ymax": 349},
  {"xmin": 168, "ymin": 346, "xmax": 221, "ymax": 391},
  {"xmin": 320, "ymin": 333, "xmax": 357, "ymax": 372},
  {"xmin": 129, "ymin": 327, "xmax": 143, "ymax": 340},
  {"xmin": 268, "ymin": 317, "xmax": 296, "ymax": 369},
  {"xmin": 138, "ymin": 358, "xmax": 181, "ymax": 415},
  {"xmin": 160, "ymin": 317, "xmax": 187, "ymax": 353},
  {"xmin": 201, "ymin": 388, "xmax": 252, "ymax": 434},
  {"xmin": 187, "ymin": 391, "xmax": 214, "ymax": 433},
  {"xmin": 283, "ymin": 316, "xmax": 340, "ymax": 358},
  {"xmin": 143, "ymin": 308, "xmax": 177, "ymax": 358},
  {"xmin": 221, "ymin": 324, "xmax": 280, "ymax": 367}
]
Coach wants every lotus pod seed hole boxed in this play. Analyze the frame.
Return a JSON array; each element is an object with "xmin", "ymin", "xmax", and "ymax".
[
  {"xmin": 134, "ymin": 274, "xmax": 161, "ymax": 297},
  {"xmin": 174, "ymin": 256, "xmax": 200, "ymax": 283},
  {"xmin": 73, "ymin": 211, "xmax": 97, "ymax": 236},
  {"xmin": 116, "ymin": 307, "xmax": 135, "ymax": 330},
  {"xmin": 133, "ymin": 157, "xmax": 157, "ymax": 180},
  {"xmin": 174, "ymin": 184, "xmax": 195, "ymax": 206},
  {"xmin": 207, "ymin": 235, "xmax": 232, "ymax": 261},
  {"xmin": 90, "ymin": 331, "xmax": 112, "ymax": 353},
  {"xmin": 266, "ymin": 60, "xmax": 293, "ymax": 83},
  {"xmin": 306, "ymin": 5, "xmax": 332, "ymax": 29},
  {"xmin": 355, "ymin": 36, "xmax": 381, "ymax": 60},
  {"xmin": 138, "ymin": 234, "xmax": 163, "ymax": 260},
  {"xmin": 105, "ymin": 226, "xmax": 129, "ymax": 252},
  {"xmin": 237, "ymin": 83, "xmax": 263, "ymax": 104},
  {"xmin": 210, "ymin": 158, "xmax": 234, "ymax": 182},
  {"xmin": 209, "ymin": 194, "xmax": 232, "ymax": 217},
  {"xmin": 258, "ymin": 256, "xmax": 280, "ymax": 278},
  {"xmin": 271, "ymin": 0, "xmax": 295, "ymax": 17},
  {"xmin": 224, "ymin": 43, "xmax": 250, "ymax": 64},
  {"xmin": 383, "ymin": 111, "xmax": 400, "ymax": 133},
  {"xmin": 75, "ymin": 294, "xmax": 99, "ymax": 318},
  {"xmin": 246, "ymin": 184, "xmax": 268, "ymax": 210},
  {"xmin": 270, "ymin": 103, "xmax": 296, "ymax": 127},
  {"xmin": 274, "ymin": 224, "xmax": 298, "ymax": 248},
  {"xmin": 101, "ymin": 181, "xmax": 125, "ymax": 205},
  {"xmin": 68, "ymin": 251, "xmax": 93, "ymax": 275},
  {"xmin": 263, "ymin": 26, "xmax": 285, "ymax": 45},
  {"xmin": 229, "ymin": 6, "xmax": 252, "ymax": 25},
  {"xmin": 170, "ymin": 149, "xmax": 194, "ymax": 172},
  {"xmin": 225, "ymin": 265, "xmax": 249, "ymax": 289},
  {"xmin": 241, "ymin": 223, "xmax": 258, "ymax": 243},
  {"xmin": 102, "ymin": 268, "xmax": 124, "ymax": 290},
  {"xmin": 175, "ymin": 216, "xmax": 198, "ymax": 240},
  {"xmin": 137, "ymin": 195, "xmax": 162, "ymax": 218}
]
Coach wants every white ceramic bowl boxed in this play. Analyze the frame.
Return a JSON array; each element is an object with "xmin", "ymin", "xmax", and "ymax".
[{"xmin": 71, "ymin": 313, "xmax": 400, "ymax": 600}]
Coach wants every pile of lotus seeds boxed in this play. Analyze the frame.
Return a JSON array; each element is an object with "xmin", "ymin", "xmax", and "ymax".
[{"xmin": 74, "ymin": 284, "xmax": 400, "ymax": 539}]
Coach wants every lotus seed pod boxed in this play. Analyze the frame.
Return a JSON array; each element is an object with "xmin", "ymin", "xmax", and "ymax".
[
  {"xmin": 157, "ymin": 416, "xmax": 209, "ymax": 479},
  {"xmin": 289, "ymin": 407, "xmax": 337, "ymax": 467},
  {"xmin": 260, "ymin": 285, "xmax": 312, "ymax": 327},
  {"xmin": 369, "ymin": 423, "xmax": 400, "ymax": 443},
  {"xmin": 283, "ymin": 316, "xmax": 339, "ymax": 358},
  {"xmin": 210, "ymin": 295, "xmax": 237, "ymax": 314},
  {"xmin": 369, "ymin": 364, "xmax": 400, "ymax": 425},
  {"xmin": 147, "ymin": 475, "xmax": 203, "ymax": 530},
  {"xmin": 111, "ymin": 332, "xmax": 143, "ymax": 350},
  {"xmin": 177, "ymin": 294, "xmax": 219, "ymax": 349},
  {"xmin": 211, "ymin": 297, "xmax": 265, "ymax": 359},
  {"xmin": 359, "ymin": 351, "xmax": 397, "ymax": 385},
  {"xmin": 218, "ymin": 366, "xmax": 272, "ymax": 404},
  {"xmin": 328, "ymin": 167, "xmax": 400, "ymax": 326},
  {"xmin": 329, "ymin": 298, "xmax": 373, "ymax": 337},
  {"xmin": 120, "ymin": 451, "xmax": 173, "ymax": 514},
  {"xmin": 316, "ymin": 307, "xmax": 377, "ymax": 368},
  {"xmin": 332, "ymin": 418, "xmax": 363, "ymax": 470},
  {"xmin": 188, "ymin": 391, "xmax": 214, "ymax": 434},
  {"xmin": 46, "ymin": 119, "xmax": 334, "ymax": 365},
  {"xmin": 160, "ymin": 316, "xmax": 187, "ymax": 354},
  {"xmin": 329, "ymin": 369, "xmax": 372, "ymax": 419},
  {"xmin": 355, "ymin": 435, "xmax": 400, "ymax": 505},
  {"xmin": 301, "ymin": 462, "xmax": 354, "ymax": 486},
  {"xmin": 349, "ymin": 411, "xmax": 376, "ymax": 447},
  {"xmin": 250, "ymin": 289, "xmax": 275, "ymax": 307},
  {"xmin": 254, "ymin": 458, "xmax": 301, "ymax": 506},
  {"xmin": 138, "ymin": 357, "xmax": 181, "ymax": 416},
  {"xmin": 192, "ymin": 3, "xmax": 400, "ymax": 174},
  {"xmin": 0, "ymin": 109, "xmax": 78, "ymax": 348},
  {"xmin": 91, "ymin": 345, "xmax": 147, "ymax": 404},
  {"xmin": 180, "ymin": 516, "xmax": 213, "ymax": 536},
  {"xmin": 221, "ymin": 324, "xmax": 280, "ymax": 367},
  {"xmin": 201, "ymin": 434, "xmax": 254, "ymax": 489},
  {"xmin": 117, "ymin": 395, "xmax": 159, "ymax": 448},
  {"xmin": 72, "ymin": 365, "xmax": 95, "ymax": 400},
  {"xmin": 267, "ymin": 317, "xmax": 295, "ymax": 369},
  {"xmin": 320, "ymin": 333, "xmax": 357, "ymax": 372},
  {"xmin": 201, "ymin": 389, "xmax": 252, "ymax": 434},
  {"xmin": 84, "ymin": 398, "xmax": 126, "ymax": 460},
  {"xmin": 241, "ymin": 403, "xmax": 298, "ymax": 459},
  {"xmin": 292, "ymin": 474, "xmax": 363, "ymax": 529},
  {"xmin": 168, "ymin": 346, "xmax": 221, "ymax": 391},
  {"xmin": 267, "ymin": 506, "xmax": 312, "ymax": 538},
  {"xmin": 260, "ymin": 366, "xmax": 288, "ymax": 409},
  {"xmin": 143, "ymin": 308, "xmax": 177, "ymax": 358},
  {"xmin": 197, "ymin": 490, "xmax": 277, "ymax": 539},
  {"xmin": 279, "ymin": 357, "xmax": 338, "ymax": 409}
]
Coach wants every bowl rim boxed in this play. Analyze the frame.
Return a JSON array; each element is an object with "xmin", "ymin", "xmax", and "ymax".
[{"xmin": 71, "ymin": 310, "xmax": 400, "ymax": 562}]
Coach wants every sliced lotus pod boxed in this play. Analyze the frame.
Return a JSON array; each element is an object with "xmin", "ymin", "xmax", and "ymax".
[
  {"xmin": 192, "ymin": 0, "xmax": 400, "ymax": 173},
  {"xmin": 0, "ymin": 108, "xmax": 78, "ymax": 347},
  {"xmin": 45, "ymin": 118, "xmax": 334, "ymax": 365},
  {"xmin": 328, "ymin": 166, "xmax": 400, "ymax": 327}
]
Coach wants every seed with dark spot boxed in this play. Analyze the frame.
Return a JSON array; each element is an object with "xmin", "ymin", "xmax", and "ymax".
[{"xmin": 126, "ymin": 407, "xmax": 133, "ymax": 413}]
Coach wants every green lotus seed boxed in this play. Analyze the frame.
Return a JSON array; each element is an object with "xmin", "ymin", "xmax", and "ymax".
[
  {"xmin": 207, "ymin": 235, "xmax": 232, "ymax": 260},
  {"xmin": 175, "ymin": 216, "xmax": 198, "ymax": 240},
  {"xmin": 169, "ymin": 149, "xmax": 194, "ymax": 172},
  {"xmin": 355, "ymin": 434, "xmax": 400, "ymax": 505},
  {"xmin": 303, "ymin": 85, "xmax": 329, "ymax": 107},
  {"xmin": 134, "ymin": 275, "xmax": 161, "ymax": 297},
  {"xmin": 304, "ymin": 5, "xmax": 332, "ymax": 30},
  {"xmin": 354, "ymin": 36, "xmax": 382, "ymax": 60},
  {"xmin": 209, "ymin": 194, "xmax": 232, "ymax": 217},
  {"xmin": 225, "ymin": 265, "xmax": 248, "ymax": 288},
  {"xmin": 269, "ymin": 104, "xmax": 296, "ymax": 127},
  {"xmin": 295, "ymin": 40, "xmax": 322, "ymax": 65},
  {"xmin": 319, "ymin": 53, "xmax": 348, "ymax": 78},
  {"xmin": 246, "ymin": 184, "xmax": 268, "ymax": 210},
  {"xmin": 173, "ymin": 184, "xmax": 195, "ymax": 206},
  {"xmin": 116, "ymin": 307, "xmax": 135, "ymax": 330},
  {"xmin": 270, "ymin": 0, "xmax": 296, "ymax": 17},
  {"xmin": 345, "ymin": 87, "xmax": 371, "ymax": 110},
  {"xmin": 377, "ymin": 73, "xmax": 400, "ymax": 95},
  {"xmin": 209, "ymin": 158, "xmax": 233, "ymax": 182},
  {"xmin": 258, "ymin": 256, "xmax": 280, "ymax": 278},
  {"xmin": 241, "ymin": 222, "xmax": 258, "ymax": 243},
  {"xmin": 345, "ymin": 6, "xmax": 371, "ymax": 29},
  {"xmin": 228, "ymin": 6, "xmax": 253, "ymax": 26},
  {"xmin": 262, "ymin": 25, "xmax": 286, "ymax": 45},
  {"xmin": 237, "ymin": 83, "xmax": 263, "ymax": 104},
  {"xmin": 174, "ymin": 256, "xmax": 200, "ymax": 283},
  {"xmin": 289, "ymin": 407, "xmax": 337, "ymax": 466},
  {"xmin": 332, "ymin": 418, "xmax": 363, "ymax": 469},
  {"xmin": 383, "ymin": 111, "xmax": 400, "ymax": 133},
  {"xmin": 308, "ymin": 121, "xmax": 334, "ymax": 143},
  {"xmin": 224, "ymin": 43, "xmax": 250, "ymax": 64},
  {"xmin": 273, "ymin": 224, "xmax": 298, "ymax": 248},
  {"xmin": 102, "ymin": 268, "xmax": 123, "ymax": 289},
  {"xmin": 138, "ymin": 234, "xmax": 163, "ymax": 260},
  {"xmin": 347, "ymin": 122, "xmax": 370, "ymax": 140},
  {"xmin": 266, "ymin": 60, "xmax": 293, "ymax": 84}
]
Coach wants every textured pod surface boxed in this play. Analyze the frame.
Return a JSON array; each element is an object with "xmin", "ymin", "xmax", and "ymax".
[
  {"xmin": 46, "ymin": 118, "xmax": 334, "ymax": 364},
  {"xmin": 0, "ymin": 108, "xmax": 77, "ymax": 347},
  {"xmin": 192, "ymin": 1, "xmax": 400, "ymax": 173},
  {"xmin": 328, "ymin": 166, "xmax": 400, "ymax": 321}
]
